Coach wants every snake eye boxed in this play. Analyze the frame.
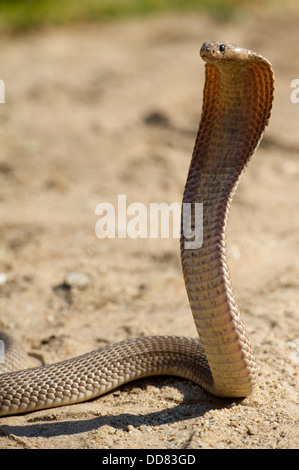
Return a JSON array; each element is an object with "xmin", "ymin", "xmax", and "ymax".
[{"xmin": 219, "ymin": 44, "xmax": 226, "ymax": 53}]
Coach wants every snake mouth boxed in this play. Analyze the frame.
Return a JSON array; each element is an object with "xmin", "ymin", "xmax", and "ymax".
[
  {"xmin": 200, "ymin": 41, "xmax": 226, "ymax": 60},
  {"xmin": 200, "ymin": 43, "xmax": 231, "ymax": 66}
]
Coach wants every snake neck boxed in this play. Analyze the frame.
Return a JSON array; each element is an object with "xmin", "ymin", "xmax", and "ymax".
[{"xmin": 180, "ymin": 60, "xmax": 273, "ymax": 397}]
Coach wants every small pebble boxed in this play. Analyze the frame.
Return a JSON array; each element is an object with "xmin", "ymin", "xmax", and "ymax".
[
  {"xmin": 0, "ymin": 273, "xmax": 7, "ymax": 286},
  {"xmin": 64, "ymin": 272, "xmax": 90, "ymax": 289},
  {"xmin": 227, "ymin": 402, "xmax": 237, "ymax": 408}
]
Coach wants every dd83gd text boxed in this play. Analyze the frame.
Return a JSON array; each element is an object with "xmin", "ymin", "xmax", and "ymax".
[{"xmin": 146, "ymin": 454, "xmax": 196, "ymax": 465}]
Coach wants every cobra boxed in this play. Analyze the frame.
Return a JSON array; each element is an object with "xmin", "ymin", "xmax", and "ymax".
[{"xmin": 0, "ymin": 41, "xmax": 274, "ymax": 416}]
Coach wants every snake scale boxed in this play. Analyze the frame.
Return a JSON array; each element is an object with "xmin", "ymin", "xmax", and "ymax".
[{"xmin": 0, "ymin": 41, "xmax": 274, "ymax": 416}]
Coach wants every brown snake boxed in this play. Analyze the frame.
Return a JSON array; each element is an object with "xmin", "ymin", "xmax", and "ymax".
[{"xmin": 0, "ymin": 41, "xmax": 274, "ymax": 416}]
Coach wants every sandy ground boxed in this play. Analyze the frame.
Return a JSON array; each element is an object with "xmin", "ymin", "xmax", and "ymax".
[{"xmin": 0, "ymin": 7, "xmax": 298, "ymax": 449}]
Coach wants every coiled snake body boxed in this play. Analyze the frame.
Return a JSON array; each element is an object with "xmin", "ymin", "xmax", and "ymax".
[{"xmin": 0, "ymin": 41, "xmax": 274, "ymax": 416}]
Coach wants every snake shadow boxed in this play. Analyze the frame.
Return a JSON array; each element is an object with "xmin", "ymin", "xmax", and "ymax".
[{"xmin": 0, "ymin": 377, "xmax": 240, "ymax": 439}]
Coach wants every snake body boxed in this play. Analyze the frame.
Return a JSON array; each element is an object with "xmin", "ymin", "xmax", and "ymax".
[{"xmin": 0, "ymin": 41, "xmax": 274, "ymax": 416}]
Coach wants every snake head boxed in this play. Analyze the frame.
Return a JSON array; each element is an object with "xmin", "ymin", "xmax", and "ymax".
[{"xmin": 200, "ymin": 41, "xmax": 255, "ymax": 65}]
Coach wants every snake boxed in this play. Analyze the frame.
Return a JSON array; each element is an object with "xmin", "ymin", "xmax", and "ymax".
[{"xmin": 0, "ymin": 41, "xmax": 274, "ymax": 416}]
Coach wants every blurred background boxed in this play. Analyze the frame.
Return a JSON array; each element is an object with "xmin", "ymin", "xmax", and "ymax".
[{"xmin": 0, "ymin": 0, "xmax": 286, "ymax": 33}]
